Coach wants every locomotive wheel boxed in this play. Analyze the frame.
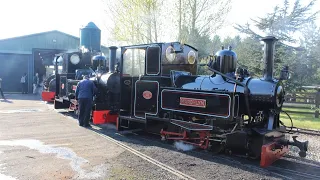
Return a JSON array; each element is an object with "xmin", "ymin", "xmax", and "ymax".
[{"xmin": 209, "ymin": 141, "xmax": 224, "ymax": 154}]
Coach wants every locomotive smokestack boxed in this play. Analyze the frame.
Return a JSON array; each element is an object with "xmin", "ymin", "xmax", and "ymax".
[
  {"xmin": 261, "ymin": 36, "xmax": 278, "ymax": 81},
  {"xmin": 109, "ymin": 46, "xmax": 118, "ymax": 73}
]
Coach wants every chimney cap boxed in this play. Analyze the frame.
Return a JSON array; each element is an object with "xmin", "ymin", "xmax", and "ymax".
[
  {"xmin": 261, "ymin": 36, "xmax": 278, "ymax": 41},
  {"xmin": 109, "ymin": 46, "xmax": 118, "ymax": 49}
]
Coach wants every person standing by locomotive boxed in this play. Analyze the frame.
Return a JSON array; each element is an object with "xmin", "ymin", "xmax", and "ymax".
[
  {"xmin": 20, "ymin": 73, "xmax": 27, "ymax": 94},
  {"xmin": 0, "ymin": 77, "xmax": 5, "ymax": 100},
  {"xmin": 33, "ymin": 73, "xmax": 39, "ymax": 94},
  {"xmin": 75, "ymin": 75, "xmax": 97, "ymax": 127}
]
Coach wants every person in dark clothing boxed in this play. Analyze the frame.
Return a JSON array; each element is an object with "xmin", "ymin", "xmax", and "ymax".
[
  {"xmin": 0, "ymin": 77, "xmax": 5, "ymax": 100},
  {"xmin": 75, "ymin": 75, "xmax": 97, "ymax": 127}
]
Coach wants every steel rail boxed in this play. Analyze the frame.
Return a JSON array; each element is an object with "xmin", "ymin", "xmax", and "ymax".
[{"xmin": 89, "ymin": 125, "xmax": 196, "ymax": 180}]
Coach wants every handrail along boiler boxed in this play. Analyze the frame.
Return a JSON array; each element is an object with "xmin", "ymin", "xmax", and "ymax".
[{"xmin": 111, "ymin": 36, "xmax": 308, "ymax": 168}]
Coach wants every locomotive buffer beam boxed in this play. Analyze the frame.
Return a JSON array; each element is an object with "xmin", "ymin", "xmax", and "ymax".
[
  {"xmin": 260, "ymin": 136, "xmax": 308, "ymax": 168},
  {"xmin": 160, "ymin": 119, "xmax": 212, "ymax": 149}
]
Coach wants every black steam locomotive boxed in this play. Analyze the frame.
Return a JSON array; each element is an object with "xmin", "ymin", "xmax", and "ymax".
[
  {"xmin": 114, "ymin": 36, "xmax": 307, "ymax": 168},
  {"xmin": 52, "ymin": 32, "xmax": 309, "ymax": 167},
  {"xmin": 53, "ymin": 50, "xmax": 105, "ymax": 109}
]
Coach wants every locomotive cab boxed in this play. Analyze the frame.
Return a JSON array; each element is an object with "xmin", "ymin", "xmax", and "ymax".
[{"xmin": 118, "ymin": 42, "xmax": 199, "ymax": 124}]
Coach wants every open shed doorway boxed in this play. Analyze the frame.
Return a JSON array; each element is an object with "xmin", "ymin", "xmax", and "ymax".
[{"xmin": 33, "ymin": 49, "xmax": 65, "ymax": 84}]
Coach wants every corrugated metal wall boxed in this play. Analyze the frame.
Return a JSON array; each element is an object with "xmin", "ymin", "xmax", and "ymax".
[{"xmin": 0, "ymin": 53, "xmax": 32, "ymax": 93}]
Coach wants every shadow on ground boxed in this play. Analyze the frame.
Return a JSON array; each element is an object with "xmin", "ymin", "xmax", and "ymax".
[
  {"xmin": 0, "ymin": 99, "xmax": 14, "ymax": 103},
  {"xmin": 2, "ymin": 93, "xmax": 42, "ymax": 101}
]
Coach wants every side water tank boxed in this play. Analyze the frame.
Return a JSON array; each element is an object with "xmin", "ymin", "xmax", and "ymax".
[{"xmin": 80, "ymin": 22, "xmax": 101, "ymax": 52}]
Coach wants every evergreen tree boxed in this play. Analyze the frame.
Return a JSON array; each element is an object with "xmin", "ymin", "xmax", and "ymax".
[{"xmin": 234, "ymin": 0, "xmax": 320, "ymax": 91}]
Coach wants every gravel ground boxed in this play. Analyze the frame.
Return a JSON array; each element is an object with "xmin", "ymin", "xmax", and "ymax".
[
  {"xmin": 286, "ymin": 133, "xmax": 320, "ymax": 162},
  {"xmin": 94, "ymin": 126, "xmax": 283, "ymax": 180},
  {"xmin": 107, "ymin": 151, "xmax": 179, "ymax": 180}
]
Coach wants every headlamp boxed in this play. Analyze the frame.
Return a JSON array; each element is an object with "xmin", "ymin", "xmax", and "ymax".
[{"xmin": 70, "ymin": 54, "xmax": 80, "ymax": 65}]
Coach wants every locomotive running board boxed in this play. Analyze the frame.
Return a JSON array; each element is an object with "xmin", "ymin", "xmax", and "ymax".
[{"xmin": 170, "ymin": 119, "xmax": 213, "ymax": 131}]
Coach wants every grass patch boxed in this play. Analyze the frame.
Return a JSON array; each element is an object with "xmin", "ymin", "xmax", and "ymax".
[
  {"xmin": 280, "ymin": 110, "xmax": 320, "ymax": 130},
  {"xmin": 282, "ymin": 107, "xmax": 314, "ymax": 113},
  {"xmin": 283, "ymin": 102, "xmax": 313, "ymax": 108}
]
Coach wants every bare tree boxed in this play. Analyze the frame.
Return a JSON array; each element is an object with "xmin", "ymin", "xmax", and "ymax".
[
  {"xmin": 102, "ymin": 0, "xmax": 163, "ymax": 45},
  {"xmin": 176, "ymin": 0, "xmax": 231, "ymax": 42}
]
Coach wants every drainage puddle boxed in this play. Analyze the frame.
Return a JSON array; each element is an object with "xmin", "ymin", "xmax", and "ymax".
[
  {"xmin": 0, "ymin": 139, "xmax": 108, "ymax": 179},
  {"xmin": 0, "ymin": 109, "xmax": 42, "ymax": 114}
]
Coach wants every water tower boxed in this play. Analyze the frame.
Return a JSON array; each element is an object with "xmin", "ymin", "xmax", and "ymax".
[{"xmin": 80, "ymin": 22, "xmax": 101, "ymax": 52}]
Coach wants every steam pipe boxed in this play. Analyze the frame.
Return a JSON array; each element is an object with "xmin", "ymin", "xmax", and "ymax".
[
  {"xmin": 109, "ymin": 46, "xmax": 118, "ymax": 73},
  {"xmin": 261, "ymin": 36, "xmax": 278, "ymax": 81}
]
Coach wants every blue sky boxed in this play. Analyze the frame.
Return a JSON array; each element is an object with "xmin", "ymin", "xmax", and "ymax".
[{"xmin": 0, "ymin": 0, "xmax": 319, "ymax": 45}]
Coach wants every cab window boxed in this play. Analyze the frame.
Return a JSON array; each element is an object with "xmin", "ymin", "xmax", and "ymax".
[{"xmin": 122, "ymin": 48, "xmax": 145, "ymax": 76}]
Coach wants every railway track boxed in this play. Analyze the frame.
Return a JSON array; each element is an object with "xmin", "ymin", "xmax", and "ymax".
[
  {"xmin": 288, "ymin": 127, "xmax": 320, "ymax": 136},
  {"xmin": 296, "ymin": 128, "xmax": 320, "ymax": 136},
  {"xmin": 267, "ymin": 166, "xmax": 320, "ymax": 180},
  {"xmin": 89, "ymin": 127, "xmax": 196, "ymax": 180}
]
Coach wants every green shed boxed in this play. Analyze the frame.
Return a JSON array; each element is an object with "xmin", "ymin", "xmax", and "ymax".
[{"xmin": 0, "ymin": 30, "xmax": 109, "ymax": 93}]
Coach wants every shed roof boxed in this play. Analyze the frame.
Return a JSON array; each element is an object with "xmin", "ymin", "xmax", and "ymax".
[{"xmin": 0, "ymin": 30, "xmax": 109, "ymax": 55}]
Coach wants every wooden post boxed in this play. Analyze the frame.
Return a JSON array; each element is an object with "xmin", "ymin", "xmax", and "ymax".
[{"xmin": 315, "ymin": 90, "xmax": 320, "ymax": 118}]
